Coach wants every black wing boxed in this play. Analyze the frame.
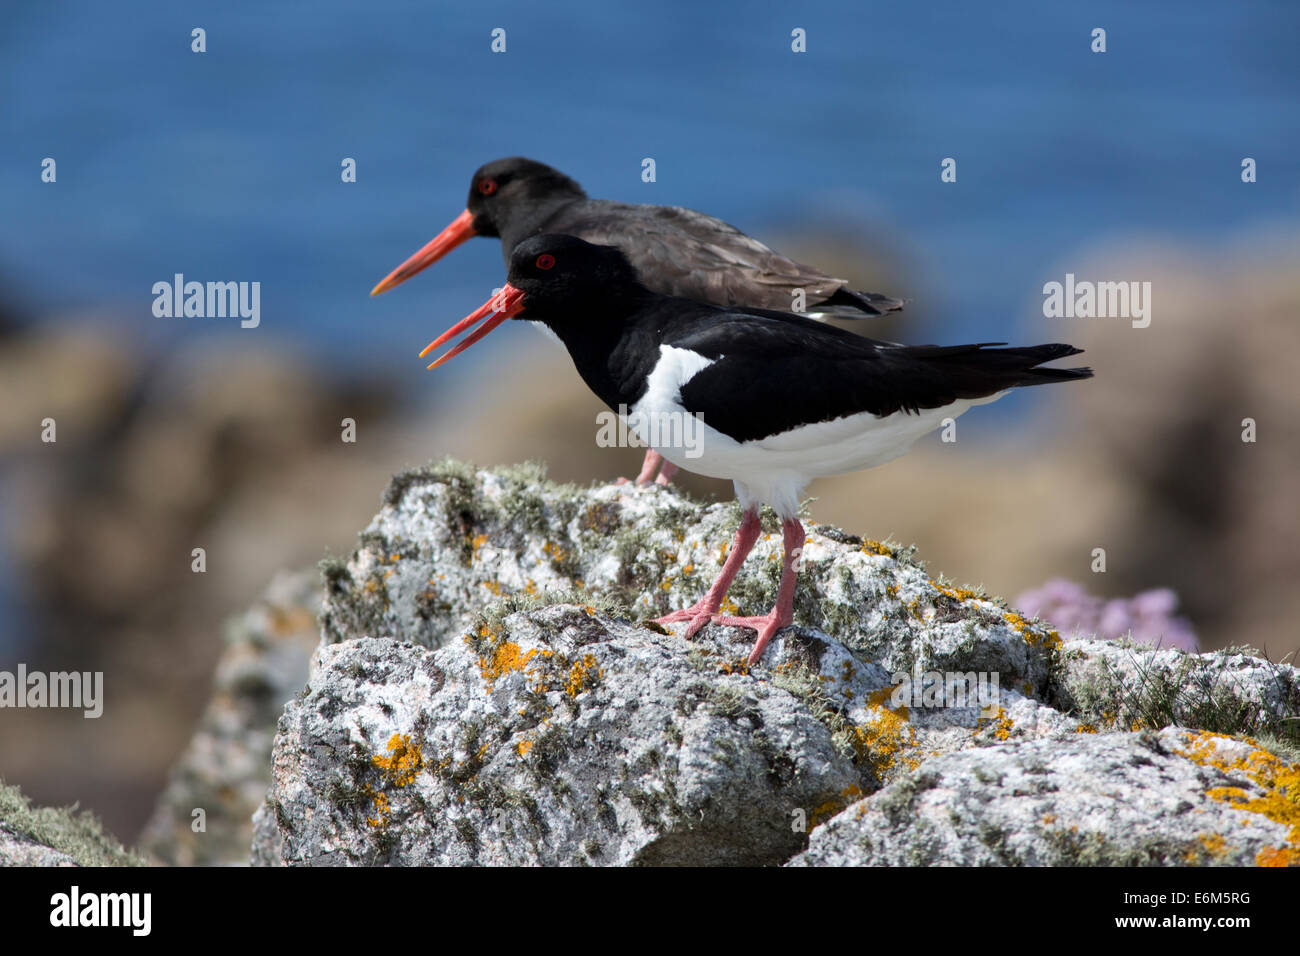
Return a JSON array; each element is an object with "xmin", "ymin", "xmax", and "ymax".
[{"xmin": 666, "ymin": 313, "xmax": 1091, "ymax": 443}]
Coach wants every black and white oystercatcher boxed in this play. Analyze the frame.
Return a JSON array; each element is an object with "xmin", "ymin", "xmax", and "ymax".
[
  {"xmin": 419, "ymin": 234, "xmax": 1093, "ymax": 665},
  {"xmin": 371, "ymin": 157, "xmax": 906, "ymax": 485}
]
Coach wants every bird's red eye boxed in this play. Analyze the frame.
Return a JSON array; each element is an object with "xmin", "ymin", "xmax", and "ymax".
[
  {"xmin": 536, "ymin": 254, "xmax": 555, "ymax": 270},
  {"xmin": 478, "ymin": 178, "xmax": 498, "ymax": 196}
]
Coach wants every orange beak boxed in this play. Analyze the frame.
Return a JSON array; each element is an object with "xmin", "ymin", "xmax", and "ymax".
[
  {"xmin": 420, "ymin": 283, "xmax": 526, "ymax": 369},
  {"xmin": 370, "ymin": 209, "xmax": 477, "ymax": 296}
]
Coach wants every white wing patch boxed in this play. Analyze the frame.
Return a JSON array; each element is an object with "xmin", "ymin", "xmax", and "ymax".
[{"xmin": 639, "ymin": 345, "xmax": 716, "ymax": 410}]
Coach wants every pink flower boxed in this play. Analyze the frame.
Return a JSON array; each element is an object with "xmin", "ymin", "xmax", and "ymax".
[{"xmin": 1014, "ymin": 579, "xmax": 1199, "ymax": 652}]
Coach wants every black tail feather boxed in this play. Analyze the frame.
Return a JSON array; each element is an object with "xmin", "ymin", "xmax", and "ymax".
[{"xmin": 886, "ymin": 341, "xmax": 1093, "ymax": 407}]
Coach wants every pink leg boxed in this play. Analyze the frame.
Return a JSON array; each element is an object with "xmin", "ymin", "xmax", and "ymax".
[
  {"xmin": 655, "ymin": 460, "xmax": 679, "ymax": 486},
  {"xmin": 634, "ymin": 449, "xmax": 663, "ymax": 486},
  {"xmin": 615, "ymin": 449, "xmax": 664, "ymax": 486},
  {"xmin": 655, "ymin": 508, "xmax": 762, "ymax": 638},
  {"xmin": 713, "ymin": 518, "xmax": 805, "ymax": 664}
]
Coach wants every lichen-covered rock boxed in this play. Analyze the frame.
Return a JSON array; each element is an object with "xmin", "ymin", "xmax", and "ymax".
[
  {"xmin": 254, "ymin": 611, "xmax": 868, "ymax": 866},
  {"xmin": 139, "ymin": 570, "xmax": 320, "ymax": 866},
  {"xmin": 318, "ymin": 460, "xmax": 1061, "ymax": 688},
  {"xmin": 1056, "ymin": 638, "xmax": 1300, "ymax": 744},
  {"xmin": 789, "ymin": 728, "xmax": 1300, "ymax": 867},
  {"xmin": 249, "ymin": 461, "xmax": 1300, "ymax": 866},
  {"xmin": 0, "ymin": 781, "xmax": 146, "ymax": 867}
]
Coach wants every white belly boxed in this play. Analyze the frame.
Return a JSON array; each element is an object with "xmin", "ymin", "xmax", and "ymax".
[{"xmin": 628, "ymin": 344, "xmax": 1005, "ymax": 517}]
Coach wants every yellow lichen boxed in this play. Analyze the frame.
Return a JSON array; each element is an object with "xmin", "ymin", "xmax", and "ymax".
[
  {"xmin": 365, "ymin": 734, "xmax": 425, "ymax": 827},
  {"xmin": 1257, "ymin": 846, "xmax": 1295, "ymax": 867},
  {"xmin": 810, "ymin": 784, "xmax": 865, "ymax": 829},
  {"xmin": 366, "ymin": 790, "xmax": 390, "ymax": 828},
  {"xmin": 1002, "ymin": 610, "xmax": 1062, "ymax": 650},
  {"xmin": 565, "ymin": 654, "xmax": 603, "ymax": 699},
  {"xmin": 476, "ymin": 640, "xmax": 543, "ymax": 688},
  {"xmin": 931, "ymin": 581, "xmax": 981, "ymax": 603},
  {"xmin": 372, "ymin": 733, "xmax": 423, "ymax": 786},
  {"xmin": 1173, "ymin": 729, "xmax": 1300, "ymax": 866},
  {"xmin": 852, "ymin": 704, "xmax": 916, "ymax": 775},
  {"xmin": 1196, "ymin": 832, "xmax": 1230, "ymax": 860}
]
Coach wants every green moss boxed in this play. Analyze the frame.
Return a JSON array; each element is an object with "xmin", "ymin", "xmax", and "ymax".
[{"xmin": 0, "ymin": 779, "xmax": 147, "ymax": 866}]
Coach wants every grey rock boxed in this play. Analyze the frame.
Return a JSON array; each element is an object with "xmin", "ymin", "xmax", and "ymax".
[
  {"xmin": 249, "ymin": 461, "xmax": 1300, "ymax": 866},
  {"xmin": 1055, "ymin": 638, "xmax": 1300, "ymax": 742},
  {"xmin": 254, "ymin": 612, "xmax": 863, "ymax": 866},
  {"xmin": 139, "ymin": 570, "xmax": 321, "ymax": 866},
  {"xmin": 789, "ymin": 727, "xmax": 1298, "ymax": 866}
]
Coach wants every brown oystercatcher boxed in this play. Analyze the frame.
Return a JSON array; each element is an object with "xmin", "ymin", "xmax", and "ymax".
[{"xmin": 372, "ymin": 157, "xmax": 905, "ymax": 485}]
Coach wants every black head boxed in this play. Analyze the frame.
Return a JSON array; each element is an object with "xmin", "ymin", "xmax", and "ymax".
[
  {"xmin": 418, "ymin": 233, "xmax": 648, "ymax": 370},
  {"xmin": 466, "ymin": 158, "xmax": 586, "ymax": 238},
  {"xmin": 506, "ymin": 234, "xmax": 645, "ymax": 319}
]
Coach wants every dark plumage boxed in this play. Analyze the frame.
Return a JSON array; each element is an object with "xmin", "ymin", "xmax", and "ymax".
[
  {"xmin": 421, "ymin": 234, "xmax": 1093, "ymax": 664},
  {"xmin": 372, "ymin": 156, "xmax": 903, "ymax": 317}
]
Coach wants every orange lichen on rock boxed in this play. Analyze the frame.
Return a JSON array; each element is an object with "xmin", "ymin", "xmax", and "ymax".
[
  {"xmin": 476, "ymin": 640, "xmax": 547, "ymax": 688},
  {"xmin": 810, "ymin": 784, "xmax": 865, "ymax": 829},
  {"xmin": 365, "ymin": 733, "xmax": 426, "ymax": 827},
  {"xmin": 366, "ymin": 790, "xmax": 390, "ymax": 828},
  {"xmin": 372, "ymin": 733, "xmax": 424, "ymax": 787},
  {"xmin": 565, "ymin": 654, "xmax": 603, "ymax": 699},
  {"xmin": 1172, "ymin": 729, "xmax": 1300, "ymax": 867},
  {"xmin": 1001, "ymin": 610, "xmax": 1062, "ymax": 650},
  {"xmin": 853, "ymin": 703, "xmax": 916, "ymax": 776},
  {"xmin": 930, "ymin": 581, "xmax": 981, "ymax": 603},
  {"xmin": 990, "ymin": 707, "xmax": 1014, "ymax": 741}
]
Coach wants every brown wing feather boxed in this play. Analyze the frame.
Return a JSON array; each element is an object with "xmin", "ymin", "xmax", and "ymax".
[{"xmin": 553, "ymin": 203, "xmax": 863, "ymax": 312}]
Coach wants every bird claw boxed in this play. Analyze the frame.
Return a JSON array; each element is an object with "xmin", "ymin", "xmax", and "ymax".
[
  {"xmin": 654, "ymin": 603, "xmax": 717, "ymax": 639},
  {"xmin": 712, "ymin": 612, "xmax": 793, "ymax": 664}
]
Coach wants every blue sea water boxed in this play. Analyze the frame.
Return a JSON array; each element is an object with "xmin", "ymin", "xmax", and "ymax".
[
  {"xmin": 2, "ymin": 1, "xmax": 1296, "ymax": 360},
  {"xmin": 0, "ymin": 1, "xmax": 1297, "ymax": 649}
]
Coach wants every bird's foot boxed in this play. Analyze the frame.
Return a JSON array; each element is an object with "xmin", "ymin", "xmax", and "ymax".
[
  {"xmin": 654, "ymin": 602, "xmax": 718, "ymax": 640},
  {"xmin": 713, "ymin": 610, "xmax": 794, "ymax": 665},
  {"xmin": 614, "ymin": 455, "xmax": 677, "ymax": 487}
]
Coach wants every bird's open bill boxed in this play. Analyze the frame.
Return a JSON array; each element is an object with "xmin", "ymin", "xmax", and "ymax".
[
  {"xmin": 370, "ymin": 209, "xmax": 477, "ymax": 296},
  {"xmin": 420, "ymin": 284, "xmax": 525, "ymax": 369}
]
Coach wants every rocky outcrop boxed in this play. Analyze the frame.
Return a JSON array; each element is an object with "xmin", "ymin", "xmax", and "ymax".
[
  {"xmin": 790, "ymin": 728, "xmax": 1298, "ymax": 867},
  {"xmin": 138, "ymin": 571, "xmax": 321, "ymax": 866},
  {"xmin": 248, "ymin": 461, "xmax": 1300, "ymax": 866}
]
